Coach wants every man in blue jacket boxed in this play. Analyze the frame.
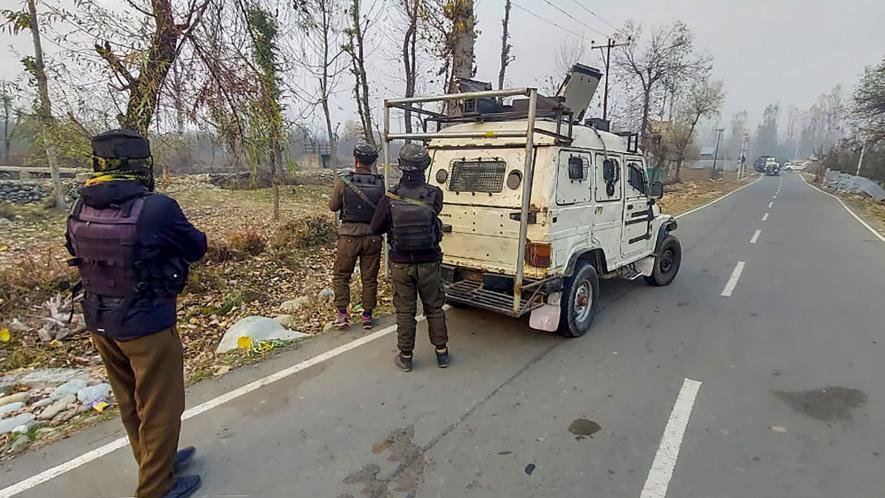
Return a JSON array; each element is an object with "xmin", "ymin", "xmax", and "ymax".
[{"xmin": 66, "ymin": 129, "xmax": 207, "ymax": 498}]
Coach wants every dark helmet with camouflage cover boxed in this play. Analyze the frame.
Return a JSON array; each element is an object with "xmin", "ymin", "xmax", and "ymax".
[
  {"xmin": 397, "ymin": 143, "xmax": 431, "ymax": 172},
  {"xmin": 353, "ymin": 142, "xmax": 378, "ymax": 165}
]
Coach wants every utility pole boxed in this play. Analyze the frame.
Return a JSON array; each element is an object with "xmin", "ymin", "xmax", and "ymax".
[
  {"xmin": 591, "ymin": 37, "xmax": 631, "ymax": 121},
  {"xmin": 711, "ymin": 128, "xmax": 725, "ymax": 179},
  {"xmin": 855, "ymin": 138, "xmax": 867, "ymax": 178},
  {"xmin": 738, "ymin": 133, "xmax": 749, "ymax": 179}
]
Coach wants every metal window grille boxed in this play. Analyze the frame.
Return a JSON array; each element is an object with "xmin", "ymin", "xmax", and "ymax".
[{"xmin": 449, "ymin": 161, "xmax": 506, "ymax": 193}]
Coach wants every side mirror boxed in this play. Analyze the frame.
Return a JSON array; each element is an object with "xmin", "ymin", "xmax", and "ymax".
[{"xmin": 649, "ymin": 181, "xmax": 664, "ymax": 199}]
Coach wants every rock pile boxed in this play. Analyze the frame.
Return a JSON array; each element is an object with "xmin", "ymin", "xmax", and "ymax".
[
  {"xmin": 0, "ymin": 181, "xmax": 48, "ymax": 205},
  {"xmin": 0, "ymin": 368, "xmax": 113, "ymax": 454}
]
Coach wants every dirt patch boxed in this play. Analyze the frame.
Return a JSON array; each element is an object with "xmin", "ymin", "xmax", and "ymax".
[
  {"xmin": 774, "ymin": 386, "xmax": 867, "ymax": 422},
  {"xmin": 841, "ymin": 195, "xmax": 885, "ymax": 237},
  {"xmin": 568, "ymin": 418, "xmax": 601, "ymax": 440},
  {"xmin": 658, "ymin": 175, "xmax": 756, "ymax": 216},
  {"xmin": 344, "ymin": 425, "xmax": 428, "ymax": 498}
]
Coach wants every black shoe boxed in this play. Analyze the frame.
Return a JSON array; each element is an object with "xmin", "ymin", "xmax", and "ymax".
[
  {"xmin": 163, "ymin": 475, "xmax": 201, "ymax": 498},
  {"xmin": 436, "ymin": 348, "xmax": 450, "ymax": 368},
  {"xmin": 174, "ymin": 446, "xmax": 196, "ymax": 473},
  {"xmin": 394, "ymin": 353, "xmax": 413, "ymax": 372}
]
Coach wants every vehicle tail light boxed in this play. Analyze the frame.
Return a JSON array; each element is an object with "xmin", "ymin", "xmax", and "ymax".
[{"xmin": 525, "ymin": 242, "xmax": 551, "ymax": 268}]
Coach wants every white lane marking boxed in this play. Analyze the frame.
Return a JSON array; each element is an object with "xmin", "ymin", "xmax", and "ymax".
[
  {"xmin": 639, "ymin": 378, "xmax": 702, "ymax": 498},
  {"xmin": 720, "ymin": 261, "xmax": 746, "ymax": 297},
  {"xmin": 750, "ymin": 229, "xmax": 761, "ymax": 244},
  {"xmin": 675, "ymin": 174, "xmax": 762, "ymax": 219},
  {"xmin": 772, "ymin": 195, "xmax": 777, "ymax": 199},
  {"xmin": 768, "ymin": 202, "xmax": 773, "ymax": 208},
  {"xmin": 800, "ymin": 175, "xmax": 885, "ymax": 243},
  {"xmin": 761, "ymin": 213, "xmax": 769, "ymax": 222},
  {"xmin": 0, "ymin": 313, "xmax": 431, "ymax": 497}
]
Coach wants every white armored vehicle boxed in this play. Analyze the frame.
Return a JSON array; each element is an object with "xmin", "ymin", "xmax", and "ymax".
[{"xmin": 381, "ymin": 66, "xmax": 681, "ymax": 337}]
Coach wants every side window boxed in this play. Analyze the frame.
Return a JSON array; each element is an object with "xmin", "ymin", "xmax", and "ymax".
[
  {"xmin": 556, "ymin": 151, "xmax": 592, "ymax": 205},
  {"xmin": 595, "ymin": 156, "xmax": 622, "ymax": 201},
  {"xmin": 626, "ymin": 162, "xmax": 647, "ymax": 197},
  {"xmin": 567, "ymin": 155, "xmax": 589, "ymax": 181}
]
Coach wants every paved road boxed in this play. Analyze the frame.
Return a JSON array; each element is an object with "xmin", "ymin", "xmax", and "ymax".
[{"xmin": 2, "ymin": 173, "xmax": 884, "ymax": 498}]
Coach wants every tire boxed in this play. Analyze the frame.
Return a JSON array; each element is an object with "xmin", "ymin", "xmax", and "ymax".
[
  {"xmin": 557, "ymin": 263, "xmax": 600, "ymax": 338},
  {"xmin": 645, "ymin": 235, "xmax": 682, "ymax": 287}
]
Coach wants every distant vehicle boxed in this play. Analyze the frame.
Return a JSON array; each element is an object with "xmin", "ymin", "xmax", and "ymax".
[
  {"xmin": 755, "ymin": 155, "xmax": 775, "ymax": 173},
  {"xmin": 783, "ymin": 161, "xmax": 793, "ymax": 171},
  {"xmin": 765, "ymin": 158, "xmax": 781, "ymax": 176}
]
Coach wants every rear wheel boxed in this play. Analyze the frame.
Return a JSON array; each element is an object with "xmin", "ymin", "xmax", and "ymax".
[
  {"xmin": 558, "ymin": 263, "xmax": 600, "ymax": 337},
  {"xmin": 645, "ymin": 235, "xmax": 682, "ymax": 286}
]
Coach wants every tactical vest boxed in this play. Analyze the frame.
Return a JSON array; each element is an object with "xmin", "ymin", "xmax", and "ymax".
[
  {"xmin": 389, "ymin": 184, "xmax": 440, "ymax": 254},
  {"xmin": 67, "ymin": 195, "xmax": 185, "ymax": 299},
  {"xmin": 341, "ymin": 172, "xmax": 384, "ymax": 224}
]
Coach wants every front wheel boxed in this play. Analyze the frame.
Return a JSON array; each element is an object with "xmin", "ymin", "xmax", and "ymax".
[
  {"xmin": 558, "ymin": 263, "xmax": 600, "ymax": 337},
  {"xmin": 645, "ymin": 235, "xmax": 682, "ymax": 286}
]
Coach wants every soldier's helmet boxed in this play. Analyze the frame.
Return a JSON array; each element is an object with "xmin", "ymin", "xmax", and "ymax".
[
  {"xmin": 91, "ymin": 129, "xmax": 155, "ymax": 190},
  {"xmin": 353, "ymin": 142, "xmax": 378, "ymax": 164},
  {"xmin": 397, "ymin": 143, "xmax": 431, "ymax": 172}
]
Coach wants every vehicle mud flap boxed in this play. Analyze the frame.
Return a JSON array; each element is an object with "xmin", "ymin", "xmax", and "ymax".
[
  {"xmin": 635, "ymin": 256, "xmax": 655, "ymax": 277},
  {"xmin": 529, "ymin": 304, "xmax": 561, "ymax": 332}
]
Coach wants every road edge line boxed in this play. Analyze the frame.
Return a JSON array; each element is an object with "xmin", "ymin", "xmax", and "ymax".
[
  {"xmin": 675, "ymin": 174, "xmax": 762, "ymax": 220},
  {"xmin": 639, "ymin": 377, "xmax": 702, "ymax": 498},
  {"xmin": 800, "ymin": 174, "xmax": 885, "ymax": 243},
  {"xmin": 0, "ymin": 317, "xmax": 415, "ymax": 497}
]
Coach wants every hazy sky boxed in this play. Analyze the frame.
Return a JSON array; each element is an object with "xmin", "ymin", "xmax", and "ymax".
[{"xmin": 2, "ymin": 0, "xmax": 883, "ymax": 134}]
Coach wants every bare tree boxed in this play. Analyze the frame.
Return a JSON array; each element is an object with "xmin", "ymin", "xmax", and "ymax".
[
  {"xmin": 854, "ymin": 56, "xmax": 885, "ymax": 144},
  {"xmin": 0, "ymin": 80, "xmax": 21, "ymax": 164},
  {"xmin": 671, "ymin": 77, "xmax": 725, "ymax": 181},
  {"xmin": 497, "ymin": 0, "xmax": 513, "ymax": 90},
  {"xmin": 300, "ymin": 0, "xmax": 347, "ymax": 171},
  {"xmin": 2, "ymin": 1, "xmax": 65, "ymax": 208},
  {"xmin": 344, "ymin": 0, "xmax": 375, "ymax": 145},
  {"xmin": 615, "ymin": 21, "xmax": 704, "ymax": 143},
  {"xmin": 399, "ymin": 0, "xmax": 419, "ymax": 135}
]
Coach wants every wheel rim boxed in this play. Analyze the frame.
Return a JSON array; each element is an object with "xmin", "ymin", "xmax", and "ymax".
[
  {"xmin": 660, "ymin": 248, "xmax": 675, "ymax": 273},
  {"xmin": 573, "ymin": 280, "xmax": 593, "ymax": 322}
]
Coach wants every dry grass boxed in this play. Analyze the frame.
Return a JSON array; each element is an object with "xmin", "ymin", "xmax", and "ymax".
[{"xmin": 657, "ymin": 176, "xmax": 755, "ymax": 216}]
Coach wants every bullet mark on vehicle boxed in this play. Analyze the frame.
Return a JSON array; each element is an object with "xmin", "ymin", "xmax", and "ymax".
[
  {"xmin": 750, "ymin": 229, "xmax": 761, "ymax": 244},
  {"xmin": 774, "ymin": 387, "xmax": 868, "ymax": 422},
  {"xmin": 721, "ymin": 261, "xmax": 746, "ymax": 297},
  {"xmin": 568, "ymin": 418, "xmax": 601, "ymax": 440}
]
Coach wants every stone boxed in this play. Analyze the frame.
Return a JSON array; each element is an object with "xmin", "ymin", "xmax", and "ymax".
[
  {"xmin": 216, "ymin": 316, "xmax": 309, "ymax": 354},
  {"xmin": 318, "ymin": 288, "xmax": 334, "ymax": 301},
  {"xmin": 0, "ymin": 218, "xmax": 11, "ymax": 226},
  {"xmin": 38, "ymin": 394, "xmax": 77, "ymax": 420},
  {"xmin": 50, "ymin": 379, "xmax": 88, "ymax": 400},
  {"xmin": 0, "ymin": 413, "xmax": 35, "ymax": 435},
  {"xmin": 31, "ymin": 397, "xmax": 53, "ymax": 409},
  {"xmin": 17, "ymin": 368, "xmax": 88, "ymax": 389},
  {"xmin": 0, "ymin": 392, "xmax": 29, "ymax": 408},
  {"xmin": 11, "ymin": 423, "xmax": 32, "ymax": 435},
  {"xmin": 0, "ymin": 402, "xmax": 24, "ymax": 416},
  {"xmin": 10, "ymin": 434, "xmax": 31, "ymax": 453},
  {"xmin": 279, "ymin": 297, "xmax": 312, "ymax": 314},
  {"xmin": 273, "ymin": 315, "xmax": 299, "ymax": 329},
  {"xmin": 77, "ymin": 384, "xmax": 111, "ymax": 407}
]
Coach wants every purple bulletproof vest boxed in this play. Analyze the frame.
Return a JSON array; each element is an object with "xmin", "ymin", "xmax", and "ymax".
[{"xmin": 67, "ymin": 196, "xmax": 146, "ymax": 297}]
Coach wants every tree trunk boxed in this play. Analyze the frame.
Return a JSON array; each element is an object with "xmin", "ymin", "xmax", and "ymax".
[
  {"xmin": 117, "ymin": 0, "xmax": 180, "ymax": 135},
  {"xmin": 350, "ymin": 0, "xmax": 375, "ymax": 145},
  {"xmin": 497, "ymin": 0, "xmax": 512, "ymax": 90},
  {"xmin": 402, "ymin": 0, "xmax": 418, "ymax": 135},
  {"xmin": 639, "ymin": 86, "xmax": 652, "ymax": 145},
  {"xmin": 26, "ymin": 0, "xmax": 65, "ymax": 210},
  {"xmin": 270, "ymin": 140, "xmax": 280, "ymax": 221},
  {"xmin": 446, "ymin": 0, "xmax": 475, "ymax": 116}
]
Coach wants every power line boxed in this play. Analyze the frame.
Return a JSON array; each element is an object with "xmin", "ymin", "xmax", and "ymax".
[
  {"xmin": 569, "ymin": 0, "xmax": 627, "ymax": 37},
  {"xmin": 539, "ymin": 0, "xmax": 608, "ymax": 38},
  {"xmin": 511, "ymin": 2, "xmax": 585, "ymax": 39}
]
